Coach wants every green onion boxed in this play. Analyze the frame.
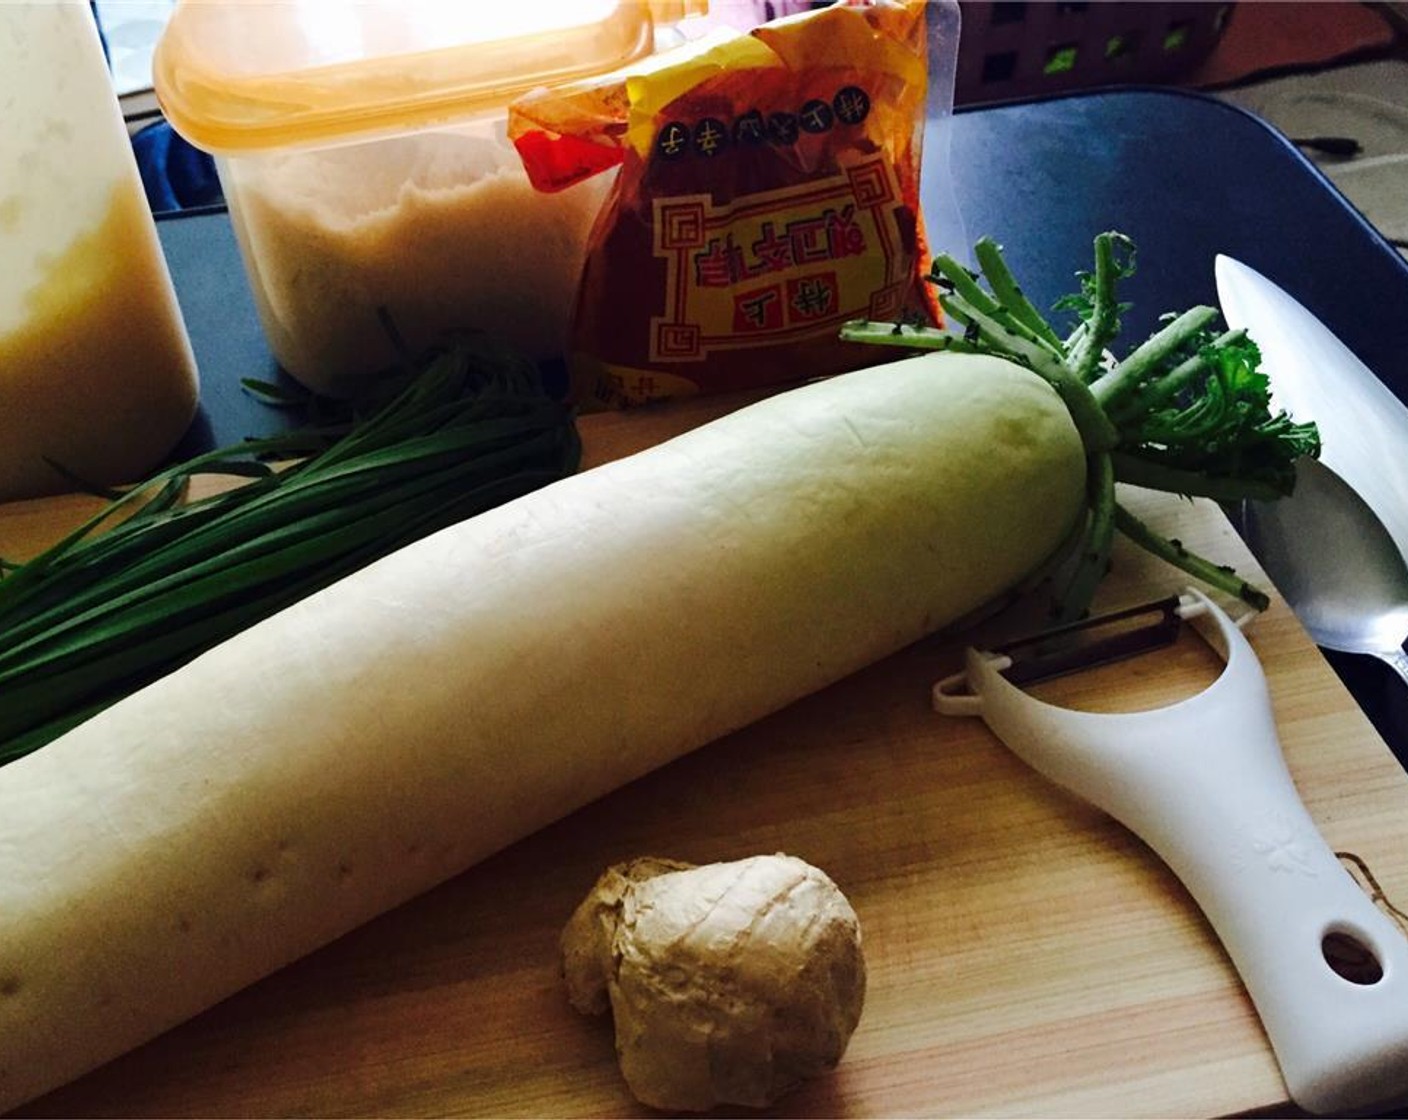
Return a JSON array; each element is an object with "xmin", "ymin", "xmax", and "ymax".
[{"xmin": 0, "ymin": 335, "xmax": 581, "ymax": 764}]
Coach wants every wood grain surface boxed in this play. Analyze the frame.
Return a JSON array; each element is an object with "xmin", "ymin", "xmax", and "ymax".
[{"xmin": 4, "ymin": 391, "xmax": 1407, "ymax": 1119}]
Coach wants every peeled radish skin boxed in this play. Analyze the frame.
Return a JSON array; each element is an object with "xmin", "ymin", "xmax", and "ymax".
[{"xmin": 0, "ymin": 352, "xmax": 1085, "ymax": 1109}]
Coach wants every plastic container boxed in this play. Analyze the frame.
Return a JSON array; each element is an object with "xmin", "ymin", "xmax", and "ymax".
[
  {"xmin": 0, "ymin": 2, "xmax": 198, "ymax": 500},
  {"xmin": 154, "ymin": 0, "xmax": 706, "ymax": 397}
]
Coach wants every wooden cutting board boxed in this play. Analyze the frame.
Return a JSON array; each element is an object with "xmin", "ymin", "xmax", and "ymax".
[{"xmin": 5, "ymin": 392, "xmax": 1408, "ymax": 1119}]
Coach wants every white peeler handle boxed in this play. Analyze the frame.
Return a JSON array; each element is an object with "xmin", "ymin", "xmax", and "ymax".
[{"xmin": 955, "ymin": 592, "xmax": 1408, "ymax": 1116}]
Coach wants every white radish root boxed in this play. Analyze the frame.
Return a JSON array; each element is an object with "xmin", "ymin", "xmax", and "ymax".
[{"xmin": 0, "ymin": 353, "xmax": 1083, "ymax": 1108}]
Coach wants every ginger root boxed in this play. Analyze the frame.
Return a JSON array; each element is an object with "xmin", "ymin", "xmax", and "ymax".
[{"xmin": 561, "ymin": 853, "xmax": 866, "ymax": 1112}]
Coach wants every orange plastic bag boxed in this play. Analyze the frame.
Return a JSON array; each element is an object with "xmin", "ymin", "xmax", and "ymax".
[{"xmin": 510, "ymin": 1, "xmax": 952, "ymax": 407}]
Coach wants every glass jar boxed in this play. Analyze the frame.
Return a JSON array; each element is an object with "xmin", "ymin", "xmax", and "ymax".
[{"xmin": 0, "ymin": 1, "xmax": 198, "ymax": 500}]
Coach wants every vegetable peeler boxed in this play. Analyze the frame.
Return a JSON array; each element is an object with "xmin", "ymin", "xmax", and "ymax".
[{"xmin": 935, "ymin": 589, "xmax": 1408, "ymax": 1116}]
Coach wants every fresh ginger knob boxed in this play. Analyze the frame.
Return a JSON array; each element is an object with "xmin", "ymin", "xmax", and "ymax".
[{"xmin": 561, "ymin": 853, "xmax": 866, "ymax": 1111}]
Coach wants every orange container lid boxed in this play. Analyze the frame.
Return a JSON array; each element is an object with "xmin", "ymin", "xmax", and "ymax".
[{"xmin": 153, "ymin": 0, "xmax": 707, "ymax": 154}]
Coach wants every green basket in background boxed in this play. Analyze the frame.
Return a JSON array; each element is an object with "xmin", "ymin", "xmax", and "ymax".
[{"xmin": 955, "ymin": 1, "xmax": 1234, "ymax": 105}]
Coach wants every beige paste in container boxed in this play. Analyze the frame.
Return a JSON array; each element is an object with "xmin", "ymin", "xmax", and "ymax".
[{"xmin": 222, "ymin": 124, "xmax": 614, "ymax": 397}]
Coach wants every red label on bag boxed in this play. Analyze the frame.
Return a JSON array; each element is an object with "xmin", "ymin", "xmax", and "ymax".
[
  {"xmin": 509, "ymin": 1, "xmax": 941, "ymax": 407},
  {"xmin": 648, "ymin": 156, "xmax": 915, "ymax": 368}
]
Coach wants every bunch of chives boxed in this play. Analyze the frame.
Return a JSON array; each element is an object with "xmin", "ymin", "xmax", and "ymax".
[{"xmin": 0, "ymin": 335, "xmax": 581, "ymax": 764}]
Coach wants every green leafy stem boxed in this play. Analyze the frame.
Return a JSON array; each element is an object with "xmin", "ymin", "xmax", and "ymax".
[{"xmin": 841, "ymin": 231, "xmax": 1320, "ymax": 622}]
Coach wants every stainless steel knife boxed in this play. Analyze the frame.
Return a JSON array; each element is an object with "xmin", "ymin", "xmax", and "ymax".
[{"xmin": 1215, "ymin": 254, "xmax": 1408, "ymax": 566}]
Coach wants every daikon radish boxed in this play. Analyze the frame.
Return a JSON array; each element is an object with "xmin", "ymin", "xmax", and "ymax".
[{"xmin": 0, "ymin": 352, "xmax": 1084, "ymax": 1109}]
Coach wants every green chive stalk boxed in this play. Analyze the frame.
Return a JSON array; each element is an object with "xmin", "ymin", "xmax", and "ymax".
[{"xmin": 0, "ymin": 335, "xmax": 581, "ymax": 764}]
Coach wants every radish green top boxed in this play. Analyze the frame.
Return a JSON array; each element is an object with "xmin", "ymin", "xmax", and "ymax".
[{"xmin": 843, "ymin": 231, "xmax": 1320, "ymax": 622}]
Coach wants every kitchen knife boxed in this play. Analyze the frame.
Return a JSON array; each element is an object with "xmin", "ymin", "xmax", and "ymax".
[{"xmin": 1215, "ymin": 255, "xmax": 1408, "ymax": 566}]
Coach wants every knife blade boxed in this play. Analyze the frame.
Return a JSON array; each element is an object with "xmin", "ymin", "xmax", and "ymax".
[{"xmin": 1215, "ymin": 254, "xmax": 1408, "ymax": 566}]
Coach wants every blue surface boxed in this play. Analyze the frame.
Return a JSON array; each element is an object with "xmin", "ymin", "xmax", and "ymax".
[
  {"xmin": 935, "ymin": 87, "xmax": 1408, "ymax": 393},
  {"xmin": 133, "ymin": 121, "xmax": 223, "ymax": 213},
  {"xmin": 157, "ymin": 87, "xmax": 1408, "ymax": 763}
]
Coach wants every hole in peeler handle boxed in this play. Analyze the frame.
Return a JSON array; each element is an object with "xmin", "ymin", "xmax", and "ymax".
[{"xmin": 1322, "ymin": 926, "xmax": 1384, "ymax": 986}]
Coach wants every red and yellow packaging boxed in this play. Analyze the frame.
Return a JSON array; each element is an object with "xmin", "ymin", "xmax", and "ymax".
[{"xmin": 510, "ymin": 1, "xmax": 944, "ymax": 407}]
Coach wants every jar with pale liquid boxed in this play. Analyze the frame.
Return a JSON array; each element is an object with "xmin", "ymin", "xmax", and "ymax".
[{"xmin": 0, "ymin": 1, "xmax": 198, "ymax": 501}]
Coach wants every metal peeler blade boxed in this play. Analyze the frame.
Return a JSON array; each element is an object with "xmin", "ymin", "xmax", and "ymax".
[{"xmin": 988, "ymin": 594, "xmax": 1187, "ymax": 688}]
